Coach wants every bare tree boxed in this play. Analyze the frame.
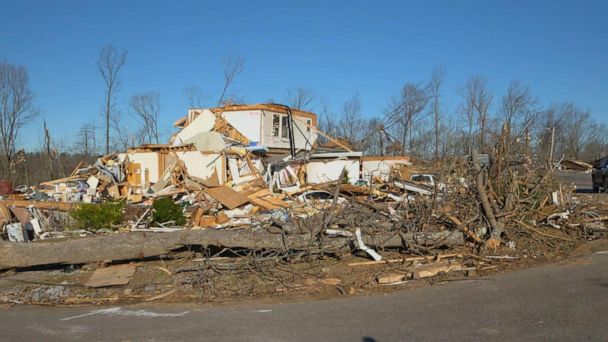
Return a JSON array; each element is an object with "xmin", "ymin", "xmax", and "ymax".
[
  {"xmin": 98, "ymin": 45, "xmax": 127, "ymax": 154},
  {"xmin": 130, "ymin": 92, "xmax": 161, "ymax": 144},
  {"xmin": 318, "ymin": 96, "xmax": 337, "ymax": 136},
  {"xmin": 0, "ymin": 61, "xmax": 37, "ymax": 180},
  {"xmin": 501, "ymin": 80, "xmax": 538, "ymax": 153},
  {"xmin": 77, "ymin": 123, "xmax": 97, "ymax": 160},
  {"xmin": 462, "ymin": 76, "xmax": 493, "ymax": 153},
  {"xmin": 217, "ymin": 54, "xmax": 245, "ymax": 106},
  {"xmin": 385, "ymin": 83, "xmax": 428, "ymax": 155},
  {"xmin": 111, "ymin": 110, "xmax": 138, "ymax": 153},
  {"xmin": 428, "ymin": 67, "xmax": 445, "ymax": 160},
  {"xmin": 184, "ymin": 85, "xmax": 208, "ymax": 108},
  {"xmin": 285, "ymin": 87, "xmax": 316, "ymax": 111},
  {"xmin": 338, "ymin": 93, "xmax": 367, "ymax": 149}
]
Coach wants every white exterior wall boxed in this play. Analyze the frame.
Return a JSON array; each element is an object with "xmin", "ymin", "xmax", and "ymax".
[
  {"xmin": 306, "ymin": 159, "xmax": 360, "ymax": 184},
  {"xmin": 174, "ymin": 109, "xmax": 216, "ymax": 145},
  {"xmin": 361, "ymin": 159, "xmax": 410, "ymax": 181},
  {"xmin": 176, "ymin": 151, "xmax": 224, "ymax": 184},
  {"xmin": 120, "ymin": 152, "xmax": 160, "ymax": 184},
  {"xmin": 222, "ymin": 110, "xmax": 262, "ymax": 143},
  {"xmin": 260, "ymin": 110, "xmax": 317, "ymax": 150}
]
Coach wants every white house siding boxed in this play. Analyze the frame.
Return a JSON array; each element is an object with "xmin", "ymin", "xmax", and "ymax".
[
  {"xmin": 260, "ymin": 110, "xmax": 317, "ymax": 150},
  {"xmin": 120, "ymin": 152, "xmax": 160, "ymax": 184},
  {"xmin": 174, "ymin": 109, "xmax": 216, "ymax": 145},
  {"xmin": 361, "ymin": 158, "xmax": 410, "ymax": 181},
  {"xmin": 306, "ymin": 159, "xmax": 360, "ymax": 184},
  {"xmin": 222, "ymin": 110, "xmax": 262, "ymax": 144}
]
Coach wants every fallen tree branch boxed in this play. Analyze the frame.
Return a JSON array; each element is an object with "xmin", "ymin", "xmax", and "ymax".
[
  {"xmin": 0, "ymin": 229, "xmax": 464, "ymax": 270},
  {"xmin": 515, "ymin": 219, "xmax": 574, "ymax": 242}
]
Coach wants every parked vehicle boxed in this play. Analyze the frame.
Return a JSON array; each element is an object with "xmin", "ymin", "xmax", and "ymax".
[
  {"xmin": 409, "ymin": 174, "xmax": 446, "ymax": 191},
  {"xmin": 591, "ymin": 157, "xmax": 608, "ymax": 192},
  {"xmin": 297, "ymin": 190, "xmax": 346, "ymax": 204},
  {"xmin": 14, "ymin": 184, "xmax": 28, "ymax": 193},
  {"xmin": 394, "ymin": 174, "xmax": 445, "ymax": 196}
]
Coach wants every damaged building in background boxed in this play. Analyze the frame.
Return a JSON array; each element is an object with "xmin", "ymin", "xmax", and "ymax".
[{"xmin": 1, "ymin": 103, "xmax": 411, "ymax": 239}]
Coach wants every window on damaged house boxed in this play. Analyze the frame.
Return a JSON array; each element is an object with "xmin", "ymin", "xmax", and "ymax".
[
  {"xmin": 272, "ymin": 114, "xmax": 291, "ymax": 139},
  {"xmin": 272, "ymin": 114, "xmax": 280, "ymax": 137},
  {"xmin": 281, "ymin": 115, "xmax": 289, "ymax": 138},
  {"xmin": 306, "ymin": 119, "xmax": 311, "ymax": 133}
]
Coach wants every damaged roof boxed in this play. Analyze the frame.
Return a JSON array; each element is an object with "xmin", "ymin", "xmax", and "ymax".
[{"xmin": 175, "ymin": 103, "xmax": 318, "ymax": 128}]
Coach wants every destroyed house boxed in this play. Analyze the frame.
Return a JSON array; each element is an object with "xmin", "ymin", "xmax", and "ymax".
[{"xmin": 172, "ymin": 104, "xmax": 319, "ymax": 155}]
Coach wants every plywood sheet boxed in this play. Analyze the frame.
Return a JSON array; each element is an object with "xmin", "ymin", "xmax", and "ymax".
[
  {"xmin": 205, "ymin": 186, "xmax": 249, "ymax": 209},
  {"xmin": 84, "ymin": 264, "xmax": 138, "ymax": 288}
]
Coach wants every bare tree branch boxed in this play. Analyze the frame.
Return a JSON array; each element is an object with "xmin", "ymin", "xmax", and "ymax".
[
  {"xmin": 217, "ymin": 54, "xmax": 244, "ymax": 106},
  {"xmin": 130, "ymin": 92, "xmax": 161, "ymax": 144},
  {"xmin": 285, "ymin": 87, "xmax": 316, "ymax": 111},
  {"xmin": 98, "ymin": 45, "xmax": 127, "ymax": 154},
  {"xmin": 0, "ymin": 61, "xmax": 37, "ymax": 181}
]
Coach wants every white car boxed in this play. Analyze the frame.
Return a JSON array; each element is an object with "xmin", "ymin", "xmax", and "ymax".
[
  {"xmin": 297, "ymin": 190, "xmax": 346, "ymax": 205},
  {"xmin": 14, "ymin": 184, "xmax": 29, "ymax": 193}
]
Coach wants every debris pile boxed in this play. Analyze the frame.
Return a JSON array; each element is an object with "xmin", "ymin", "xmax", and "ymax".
[{"xmin": 0, "ymin": 103, "xmax": 606, "ymax": 304}]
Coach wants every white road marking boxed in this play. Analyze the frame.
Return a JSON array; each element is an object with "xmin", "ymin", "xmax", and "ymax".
[{"xmin": 61, "ymin": 307, "xmax": 189, "ymax": 321}]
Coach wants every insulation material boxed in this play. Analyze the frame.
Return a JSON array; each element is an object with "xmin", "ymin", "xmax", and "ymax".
[
  {"xmin": 184, "ymin": 131, "xmax": 226, "ymax": 151},
  {"xmin": 306, "ymin": 159, "xmax": 360, "ymax": 184}
]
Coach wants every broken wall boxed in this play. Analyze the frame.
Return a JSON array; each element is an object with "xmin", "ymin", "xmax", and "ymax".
[
  {"xmin": 307, "ymin": 159, "xmax": 360, "ymax": 184},
  {"xmin": 119, "ymin": 152, "xmax": 161, "ymax": 186},
  {"xmin": 175, "ymin": 151, "xmax": 224, "ymax": 185},
  {"xmin": 173, "ymin": 109, "xmax": 216, "ymax": 145},
  {"xmin": 362, "ymin": 157, "xmax": 411, "ymax": 182},
  {"xmin": 260, "ymin": 110, "xmax": 317, "ymax": 151},
  {"xmin": 221, "ymin": 110, "xmax": 262, "ymax": 144}
]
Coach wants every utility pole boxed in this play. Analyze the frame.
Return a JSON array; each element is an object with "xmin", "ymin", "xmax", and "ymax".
[{"xmin": 549, "ymin": 126, "xmax": 555, "ymax": 165}]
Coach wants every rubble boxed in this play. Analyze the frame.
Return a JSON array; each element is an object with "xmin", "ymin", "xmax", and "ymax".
[{"xmin": 0, "ymin": 103, "xmax": 606, "ymax": 305}]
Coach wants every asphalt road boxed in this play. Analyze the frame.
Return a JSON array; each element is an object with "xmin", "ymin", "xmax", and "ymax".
[{"xmin": 1, "ymin": 251, "xmax": 607, "ymax": 341}]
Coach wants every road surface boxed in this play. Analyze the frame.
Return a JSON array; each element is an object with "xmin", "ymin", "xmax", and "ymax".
[{"xmin": 1, "ymin": 251, "xmax": 607, "ymax": 341}]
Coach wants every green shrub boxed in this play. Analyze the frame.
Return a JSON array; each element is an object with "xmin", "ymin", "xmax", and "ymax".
[
  {"xmin": 152, "ymin": 198, "xmax": 186, "ymax": 226},
  {"xmin": 70, "ymin": 201, "xmax": 125, "ymax": 231}
]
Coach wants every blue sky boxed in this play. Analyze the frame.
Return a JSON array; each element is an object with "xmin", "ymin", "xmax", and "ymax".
[{"xmin": 1, "ymin": 0, "xmax": 606, "ymax": 150}]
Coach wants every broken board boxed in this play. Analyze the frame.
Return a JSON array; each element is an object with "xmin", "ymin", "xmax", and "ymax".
[
  {"xmin": 84, "ymin": 264, "xmax": 138, "ymax": 288},
  {"xmin": 205, "ymin": 185, "xmax": 249, "ymax": 210}
]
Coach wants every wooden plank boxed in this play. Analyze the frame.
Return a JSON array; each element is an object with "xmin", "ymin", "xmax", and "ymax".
[
  {"xmin": 248, "ymin": 196, "xmax": 279, "ymax": 210},
  {"xmin": 205, "ymin": 186, "xmax": 249, "ymax": 209},
  {"xmin": 192, "ymin": 207, "xmax": 203, "ymax": 226},
  {"xmin": 0, "ymin": 199, "xmax": 74, "ymax": 211},
  {"xmin": 263, "ymin": 196, "xmax": 291, "ymax": 208},
  {"xmin": 84, "ymin": 264, "xmax": 138, "ymax": 288},
  {"xmin": 40, "ymin": 175, "xmax": 83, "ymax": 186},
  {"xmin": 9, "ymin": 207, "xmax": 32, "ymax": 224},
  {"xmin": 249, "ymin": 189, "xmax": 271, "ymax": 199}
]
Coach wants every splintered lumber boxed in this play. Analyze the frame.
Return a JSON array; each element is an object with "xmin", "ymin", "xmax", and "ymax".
[
  {"xmin": 377, "ymin": 273, "xmax": 407, "ymax": 284},
  {"xmin": 0, "ymin": 229, "xmax": 464, "ymax": 270},
  {"xmin": 205, "ymin": 186, "xmax": 249, "ymax": 209},
  {"xmin": 412, "ymin": 260, "xmax": 463, "ymax": 279},
  {"xmin": 0, "ymin": 199, "xmax": 75, "ymax": 211},
  {"xmin": 348, "ymin": 253, "xmax": 462, "ymax": 267}
]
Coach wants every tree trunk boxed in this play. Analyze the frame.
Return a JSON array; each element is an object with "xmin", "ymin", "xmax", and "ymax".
[{"xmin": 0, "ymin": 229, "xmax": 464, "ymax": 270}]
